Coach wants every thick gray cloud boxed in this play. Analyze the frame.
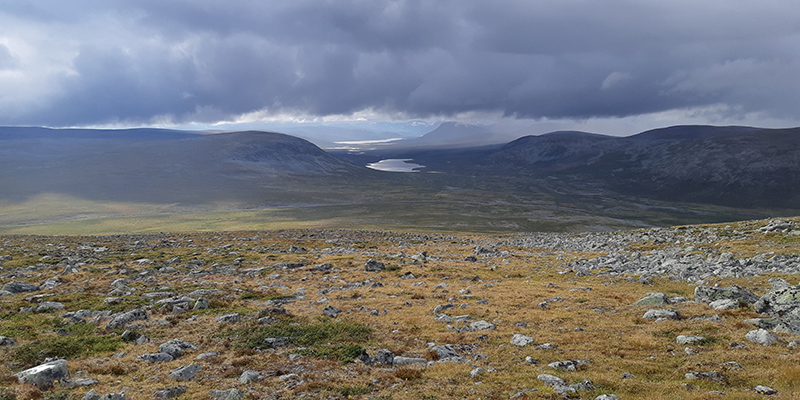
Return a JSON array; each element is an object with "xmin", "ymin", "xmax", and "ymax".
[{"xmin": 1, "ymin": 0, "xmax": 799, "ymax": 127}]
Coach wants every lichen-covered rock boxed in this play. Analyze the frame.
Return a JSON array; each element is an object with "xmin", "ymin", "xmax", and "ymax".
[
  {"xmin": 632, "ymin": 292, "xmax": 670, "ymax": 306},
  {"xmin": 209, "ymin": 389, "xmax": 244, "ymax": 400},
  {"xmin": 746, "ymin": 329, "xmax": 778, "ymax": 346},
  {"xmin": 322, "ymin": 305, "xmax": 342, "ymax": 318},
  {"xmin": 159, "ymin": 339, "xmax": 198, "ymax": 359},
  {"xmin": 676, "ymin": 335, "xmax": 706, "ymax": 345},
  {"xmin": 137, "ymin": 353, "xmax": 174, "ymax": 362},
  {"xmin": 754, "ymin": 285, "xmax": 800, "ymax": 320},
  {"xmin": 154, "ymin": 387, "xmax": 187, "ymax": 399},
  {"xmin": 695, "ymin": 285, "xmax": 759, "ymax": 304},
  {"xmin": 642, "ymin": 309, "xmax": 681, "ymax": 320}
]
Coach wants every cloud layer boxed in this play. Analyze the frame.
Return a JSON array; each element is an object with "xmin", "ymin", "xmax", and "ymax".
[{"xmin": 1, "ymin": 0, "xmax": 799, "ymax": 127}]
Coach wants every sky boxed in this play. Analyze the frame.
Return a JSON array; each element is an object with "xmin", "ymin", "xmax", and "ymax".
[{"xmin": 2, "ymin": 1, "xmax": 800, "ymax": 137}]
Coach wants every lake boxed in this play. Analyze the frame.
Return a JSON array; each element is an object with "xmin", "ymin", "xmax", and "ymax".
[{"xmin": 366, "ymin": 159, "xmax": 426, "ymax": 173}]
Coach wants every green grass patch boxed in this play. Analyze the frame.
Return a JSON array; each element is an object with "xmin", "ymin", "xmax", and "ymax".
[
  {"xmin": 225, "ymin": 319, "xmax": 372, "ymax": 350},
  {"xmin": 336, "ymin": 385, "xmax": 371, "ymax": 396},
  {"xmin": 293, "ymin": 344, "xmax": 367, "ymax": 363},
  {"xmin": 11, "ymin": 335, "xmax": 123, "ymax": 368}
]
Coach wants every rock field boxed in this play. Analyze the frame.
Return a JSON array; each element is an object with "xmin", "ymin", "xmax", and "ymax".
[{"xmin": 1, "ymin": 218, "xmax": 800, "ymax": 399}]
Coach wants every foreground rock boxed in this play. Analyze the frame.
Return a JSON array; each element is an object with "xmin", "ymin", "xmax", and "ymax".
[{"xmin": 15, "ymin": 359, "xmax": 70, "ymax": 390}]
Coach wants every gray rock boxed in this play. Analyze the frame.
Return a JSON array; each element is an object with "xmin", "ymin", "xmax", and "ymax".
[
  {"xmin": 754, "ymin": 285, "xmax": 800, "ymax": 319},
  {"xmin": 74, "ymin": 378, "xmax": 99, "ymax": 387},
  {"xmin": 322, "ymin": 305, "xmax": 343, "ymax": 318},
  {"xmin": 620, "ymin": 372, "xmax": 635, "ymax": 379},
  {"xmin": 311, "ymin": 263, "xmax": 333, "ymax": 271},
  {"xmin": 82, "ymin": 389, "xmax": 101, "ymax": 400},
  {"xmin": 537, "ymin": 373, "xmax": 577, "ymax": 397},
  {"xmin": 685, "ymin": 371, "xmax": 724, "ymax": 382},
  {"xmin": 3, "ymin": 281, "xmax": 40, "ymax": 294},
  {"xmin": 136, "ymin": 353, "xmax": 174, "ymax": 362},
  {"xmin": 99, "ymin": 392, "xmax": 125, "ymax": 400},
  {"xmin": 768, "ymin": 277, "xmax": 790, "ymax": 291},
  {"xmin": 209, "ymin": 389, "xmax": 244, "ymax": 400},
  {"xmin": 193, "ymin": 297, "xmax": 209, "ymax": 310},
  {"xmin": 469, "ymin": 367, "xmax": 484, "ymax": 378},
  {"xmin": 364, "ymin": 259, "xmax": 385, "ymax": 272},
  {"xmin": 569, "ymin": 379, "xmax": 595, "ymax": 392},
  {"xmin": 371, "ymin": 349, "xmax": 395, "ymax": 365},
  {"xmin": 676, "ymin": 335, "xmax": 706, "ymax": 345},
  {"xmin": 168, "ymin": 363, "xmax": 201, "ymax": 381},
  {"xmin": 239, "ymin": 370, "xmax": 261, "ymax": 384},
  {"xmin": 431, "ymin": 344, "xmax": 461, "ymax": 360},
  {"xmin": 746, "ymin": 329, "xmax": 778, "ymax": 346},
  {"xmin": 642, "ymin": 309, "xmax": 681, "ymax": 320},
  {"xmin": 632, "ymin": 292, "xmax": 670, "ymax": 306},
  {"xmin": 159, "ymin": 339, "xmax": 197, "ymax": 359},
  {"xmin": 709, "ymin": 299, "xmax": 740, "ymax": 310},
  {"xmin": 393, "ymin": 356, "xmax": 427, "ymax": 366},
  {"xmin": 196, "ymin": 352, "xmax": 220, "ymax": 360},
  {"xmin": 15, "ymin": 359, "xmax": 70, "ymax": 390},
  {"xmin": 0, "ymin": 336, "xmax": 18, "ymax": 346},
  {"xmin": 264, "ymin": 337, "xmax": 290, "ymax": 347},
  {"xmin": 106, "ymin": 309, "xmax": 149, "ymax": 330},
  {"xmin": 466, "ymin": 320, "xmax": 496, "ymax": 331},
  {"xmin": 695, "ymin": 286, "xmax": 759, "ymax": 304},
  {"xmin": 595, "ymin": 395, "xmax": 620, "ymax": 400},
  {"xmin": 548, "ymin": 359, "xmax": 591, "ymax": 371},
  {"xmin": 215, "ymin": 313, "xmax": 241, "ymax": 323},
  {"xmin": 154, "ymin": 387, "xmax": 187, "ymax": 399},
  {"xmin": 432, "ymin": 303, "xmax": 455, "ymax": 314},
  {"xmin": 36, "ymin": 301, "xmax": 65, "ymax": 312},
  {"xmin": 510, "ymin": 333, "xmax": 535, "ymax": 347},
  {"xmin": 753, "ymin": 385, "xmax": 777, "ymax": 395}
]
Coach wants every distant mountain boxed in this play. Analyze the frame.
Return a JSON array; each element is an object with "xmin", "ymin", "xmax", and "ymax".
[
  {"xmin": 387, "ymin": 122, "xmax": 524, "ymax": 148},
  {"xmin": 484, "ymin": 125, "xmax": 800, "ymax": 207},
  {"xmin": 0, "ymin": 128, "xmax": 361, "ymax": 204}
]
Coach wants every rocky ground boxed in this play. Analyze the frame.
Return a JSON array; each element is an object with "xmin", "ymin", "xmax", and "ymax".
[{"xmin": 1, "ymin": 218, "xmax": 800, "ymax": 399}]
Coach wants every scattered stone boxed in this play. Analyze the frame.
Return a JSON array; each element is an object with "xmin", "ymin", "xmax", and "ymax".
[
  {"xmin": 569, "ymin": 379, "xmax": 595, "ymax": 392},
  {"xmin": 510, "ymin": 333, "xmax": 536, "ymax": 347},
  {"xmin": 3, "ymin": 281, "xmax": 40, "ymax": 294},
  {"xmin": 322, "ymin": 305, "xmax": 343, "ymax": 318},
  {"xmin": 537, "ymin": 374, "xmax": 576, "ymax": 397},
  {"xmin": 753, "ymin": 385, "xmax": 778, "ymax": 395},
  {"xmin": 0, "ymin": 336, "xmax": 18, "ymax": 347},
  {"xmin": 642, "ymin": 309, "xmax": 681, "ymax": 320},
  {"xmin": 632, "ymin": 292, "xmax": 670, "ymax": 306},
  {"xmin": 215, "ymin": 313, "xmax": 241, "ymax": 323},
  {"xmin": 694, "ymin": 285, "xmax": 759, "ymax": 304},
  {"xmin": 470, "ymin": 367, "xmax": 485, "ymax": 378},
  {"xmin": 746, "ymin": 329, "xmax": 778, "ymax": 346},
  {"xmin": 595, "ymin": 395, "xmax": 619, "ymax": 400},
  {"xmin": 196, "ymin": 352, "xmax": 220, "ymax": 360},
  {"xmin": 754, "ymin": 285, "xmax": 800, "ymax": 320},
  {"xmin": 548, "ymin": 359, "xmax": 591, "ymax": 371},
  {"xmin": 709, "ymin": 298, "xmax": 740, "ymax": 310},
  {"xmin": 430, "ymin": 344, "xmax": 462, "ymax": 361},
  {"xmin": 685, "ymin": 371, "xmax": 724, "ymax": 382},
  {"xmin": 393, "ymin": 356, "xmax": 428, "ymax": 366},
  {"xmin": 168, "ymin": 363, "xmax": 201, "ymax": 381},
  {"xmin": 264, "ymin": 337, "xmax": 291, "ymax": 347},
  {"xmin": 136, "ymin": 353, "xmax": 174, "ymax": 362},
  {"xmin": 159, "ymin": 339, "xmax": 198, "ymax": 359},
  {"xmin": 209, "ymin": 389, "xmax": 244, "ymax": 400},
  {"xmin": 154, "ymin": 387, "xmax": 187, "ymax": 399},
  {"xmin": 106, "ymin": 309, "xmax": 149, "ymax": 330},
  {"xmin": 620, "ymin": 372, "xmax": 635, "ymax": 379},
  {"xmin": 365, "ymin": 259, "xmax": 386, "ymax": 272},
  {"xmin": 193, "ymin": 297, "xmax": 209, "ymax": 310},
  {"xmin": 466, "ymin": 320, "xmax": 496, "ymax": 331},
  {"xmin": 239, "ymin": 370, "xmax": 261, "ymax": 384},
  {"xmin": 676, "ymin": 335, "xmax": 706, "ymax": 345},
  {"xmin": 15, "ymin": 359, "xmax": 70, "ymax": 390}
]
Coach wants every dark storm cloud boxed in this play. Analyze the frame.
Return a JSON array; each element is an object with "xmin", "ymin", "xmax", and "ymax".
[{"xmin": 2, "ymin": 0, "xmax": 800, "ymax": 126}]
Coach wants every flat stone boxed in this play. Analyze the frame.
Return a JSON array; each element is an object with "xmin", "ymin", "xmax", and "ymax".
[
  {"xmin": 393, "ymin": 356, "xmax": 427, "ymax": 366},
  {"xmin": 364, "ymin": 259, "xmax": 385, "ymax": 272},
  {"xmin": 709, "ymin": 299, "xmax": 740, "ymax": 310},
  {"xmin": 632, "ymin": 292, "xmax": 670, "ymax": 306},
  {"xmin": 3, "ymin": 281, "xmax": 40, "ymax": 294},
  {"xmin": 695, "ymin": 286, "xmax": 759, "ymax": 304},
  {"xmin": 642, "ymin": 309, "xmax": 681, "ymax": 320},
  {"xmin": 676, "ymin": 335, "xmax": 706, "ymax": 345},
  {"xmin": 136, "ymin": 353, "xmax": 174, "ymax": 362},
  {"xmin": 154, "ymin": 387, "xmax": 187, "ymax": 399},
  {"xmin": 168, "ymin": 363, "xmax": 201, "ymax": 381},
  {"xmin": 467, "ymin": 320, "xmax": 496, "ymax": 331},
  {"xmin": 209, "ymin": 389, "xmax": 244, "ymax": 400},
  {"xmin": 753, "ymin": 385, "xmax": 778, "ymax": 395},
  {"xmin": 510, "ymin": 333, "xmax": 536, "ymax": 347}
]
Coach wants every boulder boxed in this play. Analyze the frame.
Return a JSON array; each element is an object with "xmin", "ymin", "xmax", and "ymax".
[
  {"xmin": 595, "ymin": 395, "xmax": 620, "ymax": 400},
  {"xmin": 168, "ymin": 363, "xmax": 201, "ymax": 381},
  {"xmin": 393, "ymin": 356, "xmax": 428, "ymax": 366},
  {"xmin": 709, "ymin": 299, "xmax": 740, "ymax": 310},
  {"xmin": 753, "ymin": 385, "xmax": 778, "ymax": 395},
  {"xmin": 159, "ymin": 339, "xmax": 198, "ymax": 359},
  {"xmin": 15, "ymin": 359, "xmax": 70, "ymax": 390},
  {"xmin": 209, "ymin": 389, "xmax": 244, "ymax": 400},
  {"xmin": 239, "ymin": 370, "xmax": 261, "ymax": 384},
  {"xmin": 694, "ymin": 285, "xmax": 759, "ymax": 304},
  {"xmin": 215, "ymin": 313, "xmax": 241, "ymax": 323},
  {"xmin": 0, "ymin": 336, "xmax": 17, "ymax": 347},
  {"xmin": 430, "ymin": 344, "xmax": 461, "ymax": 360},
  {"xmin": 746, "ymin": 329, "xmax": 778, "ymax": 346},
  {"xmin": 537, "ymin": 373, "xmax": 577, "ymax": 397},
  {"xmin": 3, "ymin": 281, "xmax": 40, "ymax": 294},
  {"xmin": 631, "ymin": 292, "xmax": 670, "ymax": 306},
  {"xmin": 548, "ymin": 359, "xmax": 591, "ymax": 371},
  {"xmin": 136, "ymin": 353, "xmax": 174, "ymax": 362},
  {"xmin": 466, "ymin": 320, "xmax": 496, "ymax": 331},
  {"xmin": 154, "ymin": 387, "xmax": 187, "ymax": 399},
  {"xmin": 364, "ymin": 259, "xmax": 386, "ymax": 272},
  {"xmin": 676, "ymin": 335, "xmax": 706, "ymax": 345},
  {"xmin": 642, "ymin": 309, "xmax": 681, "ymax": 320},
  {"xmin": 754, "ymin": 285, "xmax": 800, "ymax": 320}
]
